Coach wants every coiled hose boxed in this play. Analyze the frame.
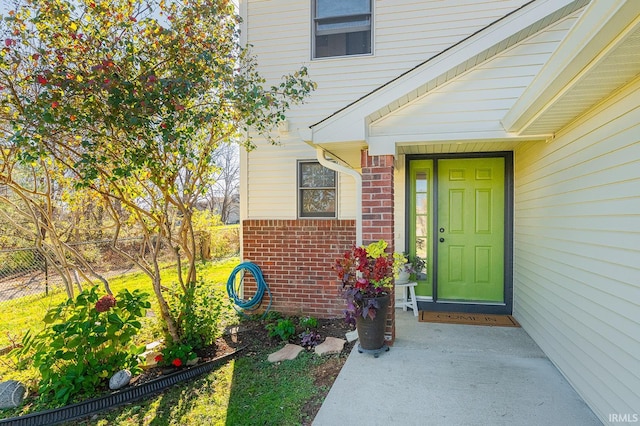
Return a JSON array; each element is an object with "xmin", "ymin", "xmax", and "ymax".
[{"xmin": 226, "ymin": 261, "xmax": 272, "ymax": 318}]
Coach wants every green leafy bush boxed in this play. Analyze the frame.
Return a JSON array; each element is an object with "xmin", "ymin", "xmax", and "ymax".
[
  {"xmin": 167, "ymin": 279, "xmax": 229, "ymax": 350},
  {"xmin": 298, "ymin": 316, "xmax": 318, "ymax": 329},
  {"xmin": 17, "ymin": 287, "xmax": 150, "ymax": 406},
  {"xmin": 209, "ymin": 226, "xmax": 240, "ymax": 258},
  {"xmin": 266, "ymin": 318, "xmax": 296, "ymax": 342}
]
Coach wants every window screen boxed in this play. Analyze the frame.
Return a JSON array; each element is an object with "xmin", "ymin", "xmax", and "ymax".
[{"xmin": 298, "ymin": 161, "xmax": 337, "ymax": 217}]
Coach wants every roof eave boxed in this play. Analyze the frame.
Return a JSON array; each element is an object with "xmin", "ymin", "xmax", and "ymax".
[
  {"xmin": 502, "ymin": 0, "xmax": 640, "ymax": 134},
  {"xmin": 309, "ymin": 0, "xmax": 585, "ymax": 145}
]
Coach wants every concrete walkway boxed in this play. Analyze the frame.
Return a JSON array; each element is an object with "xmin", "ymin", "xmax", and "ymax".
[{"xmin": 313, "ymin": 310, "xmax": 602, "ymax": 426}]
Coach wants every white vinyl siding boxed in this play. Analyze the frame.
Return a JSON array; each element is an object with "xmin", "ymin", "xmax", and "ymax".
[
  {"xmin": 369, "ymin": 13, "xmax": 578, "ymax": 141},
  {"xmin": 243, "ymin": 0, "xmax": 541, "ymax": 220},
  {"xmin": 244, "ymin": 0, "xmax": 531, "ymax": 130},
  {"xmin": 245, "ymin": 137, "xmax": 356, "ymax": 219},
  {"xmin": 513, "ymin": 77, "xmax": 640, "ymax": 422}
]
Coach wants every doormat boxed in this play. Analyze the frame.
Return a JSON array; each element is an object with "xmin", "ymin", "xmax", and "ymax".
[{"xmin": 418, "ymin": 311, "xmax": 520, "ymax": 327}]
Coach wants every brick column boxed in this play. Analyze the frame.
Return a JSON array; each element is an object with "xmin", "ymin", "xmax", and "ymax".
[{"xmin": 361, "ymin": 149, "xmax": 396, "ymax": 344}]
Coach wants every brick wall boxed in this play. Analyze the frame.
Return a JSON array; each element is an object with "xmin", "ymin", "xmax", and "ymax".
[
  {"xmin": 242, "ymin": 219, "xmax": 356, "ymax": 318},
  {"xmin": 241, "ymin": 151, "xmax": 396, "ymax": 342},
  {"xmin": 361, "ymin": 150, "xmax": 396, "ymax": 343}
]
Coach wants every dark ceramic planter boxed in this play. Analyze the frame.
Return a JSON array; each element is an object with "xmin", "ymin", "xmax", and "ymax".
[{"xmin": 355, "ymin": 294, "xmax": 390, "ymax": 351}]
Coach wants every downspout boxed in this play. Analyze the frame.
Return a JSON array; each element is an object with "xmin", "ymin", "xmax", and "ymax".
[{"xmin": 315, "ymin": 147, "xmax": 362, "ymax": 246}]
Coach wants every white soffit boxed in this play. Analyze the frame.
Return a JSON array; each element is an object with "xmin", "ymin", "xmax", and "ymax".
[
  {"xmin": 503, "ymin": 0, "xmax": 640, "ymax": 135},
  {"xmin": 397, "ymin": 140, "xmax": 530, "ymax": 156}
]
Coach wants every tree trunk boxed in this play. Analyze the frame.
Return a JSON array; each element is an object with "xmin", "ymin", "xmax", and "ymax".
[{"xmin": 152, "ymin": 274, "xmax": 180, "ymax": 343}]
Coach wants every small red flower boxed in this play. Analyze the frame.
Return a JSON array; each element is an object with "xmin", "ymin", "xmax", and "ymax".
[
  {"xmin": 172, "ymin": 358, "xmax": 182, "ymax": 367},
  {"xmin": 51, "ymin": 101, "xmax": 59, "ymax": 109},
  {"xmin": 95, "ymin": 294, "xmax": 117, "ymax": 312},
  {"xmin": 36, "ymin": 75, "xmax": 47, "ymax": 85},
  {"xmin": 154, "ymin": 354, "xmax": 163, "ymax": 363}
]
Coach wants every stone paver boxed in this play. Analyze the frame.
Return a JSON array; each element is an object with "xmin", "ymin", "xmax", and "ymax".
[
  {"xmin": 315, "ymin": 337, "xmax": 346, "ymax": 356},
  {"xmin": 268, "ymin": 344, "xmax": 304, "ymax": 363},
  {"xmin": 345, "ymin": 330, "xmax": 359, "ymax": 343},
  {"xmin": 140, "ymin": 349, "xmax": 162, "ymax": 369}
]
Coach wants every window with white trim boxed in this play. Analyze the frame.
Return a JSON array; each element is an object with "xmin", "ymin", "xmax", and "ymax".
[
  {"xmin": 313, "ymin": 0, "xmax": 372, "ymax": 59},
  {"xmin": 298, "ymin": 160, "xmax": 337, "ymax": 218}
]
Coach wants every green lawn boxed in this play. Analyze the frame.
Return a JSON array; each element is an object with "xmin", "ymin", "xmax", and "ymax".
[
  {"xmin": 81, "ymin": 349, "xmax": 332, "ymax": 426},
  {"xmin": 1, "ymin": 257, "xmax": 340, "ymax": 425},
  {"xmin": 0, "ymin": 258, "xmax": 237, "ymax": 347}
]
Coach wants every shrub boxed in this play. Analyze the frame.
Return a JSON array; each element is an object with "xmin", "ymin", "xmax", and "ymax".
[
  {"xmin": 298, "ymin": 316, "xmax": 318, "ymax": 329},
  {"xmin": 167, "ymin": 278, "xmax": 229, "ymax": 350},
  {"xmin": 16, "ymin": 287, "xmax": 150, "ymax": 406},
  {"xmin": 266, "ymin": 318, "xmax": 296, "ymax": 342},
  {"xmin": 208, "ymin": 226, "xmax": 240, "ymax": 259}
]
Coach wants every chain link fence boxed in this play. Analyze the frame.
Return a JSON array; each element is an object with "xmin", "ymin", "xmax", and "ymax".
[{"xmin": 0, "ymin": 227, "xmax": 240, "ymax": 303}]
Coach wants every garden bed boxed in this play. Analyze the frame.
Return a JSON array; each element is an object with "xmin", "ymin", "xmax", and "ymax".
[{"xmin": 1, "ymin": 316, "xmax": 355, "ymax": 425}]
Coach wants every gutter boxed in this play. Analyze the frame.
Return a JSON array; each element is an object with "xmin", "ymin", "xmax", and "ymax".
[{"xmin": 315, "ymin": 147, "xmax": 362, "ymax": 246}]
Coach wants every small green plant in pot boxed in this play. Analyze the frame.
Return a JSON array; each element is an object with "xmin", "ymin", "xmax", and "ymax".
[{"xmin": 406, "ymin": 254, "xmax": 426, "ymax": 281}]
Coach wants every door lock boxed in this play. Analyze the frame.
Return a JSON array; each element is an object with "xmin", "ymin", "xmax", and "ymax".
[
  {"xmin": 439, "ymin": 227, "xmax": 445, "ymax": 233},
  {"xmin": 439, "ymin": 238, "xmax": 445, "ymax": 243}
]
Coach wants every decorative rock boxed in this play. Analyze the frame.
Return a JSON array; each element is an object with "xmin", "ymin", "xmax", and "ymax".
[
  {"xmin": 0, "ymin": 380, "xmax": 27, "ymax": 409},
  {"xmin": 145, "ymin": 340, "xmax": 163, "ymax": 351},
  {"xmin": 187, "ymin": 356, "xmax": 200, "ymax": 367},
  {"xmin": 345, "ymin": 329, "xmax": 359, "ymax": 343},
  {"xmin": 267, "ymin": 344, "xmax": 304, "ymax": 363},
  {"xmin": 109, "ymin": 369, "xmax": 132, "ymax": 390},
  {"xmin": 315, "ymin": 337, "xmax": 346, "ymax": 356},
  {"xmin": 141, "ymin": 350, "xmax": 162, "ymax": 369}
]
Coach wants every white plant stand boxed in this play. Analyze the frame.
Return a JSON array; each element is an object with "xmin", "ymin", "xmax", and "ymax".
[{"xmin": 395, "ymin": 281, "xmax": 418, "ymax": 316}]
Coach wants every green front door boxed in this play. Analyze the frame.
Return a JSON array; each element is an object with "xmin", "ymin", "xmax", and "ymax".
[
  {"xmin": 408, "ymin": 156, "xmax": 506, "ymax": 306},
  {"xmin": 437, "ymin": 158, "xmax": 504, "ymax": 302}
]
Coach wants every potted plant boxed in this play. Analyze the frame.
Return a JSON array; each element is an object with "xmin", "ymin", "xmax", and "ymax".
[
  {"xmin": 335, "ymin": 240, "xmax": 405, "ymax": 354},
  {"xmin": 410, "ymin": 254, "xmax": 427, "ymax": 281},
  {"xmin": 395, "ymin": 253, "xmax": 413, "ymax": 284}
]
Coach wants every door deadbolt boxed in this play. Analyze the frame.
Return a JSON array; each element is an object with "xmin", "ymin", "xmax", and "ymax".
[
  {"xmin": 439, "ymin": 238, "xmax": 445, "ymax": 243},
  {"xmin": 439, "ymin": 227, "xmax": 445, "ymax": 233}
]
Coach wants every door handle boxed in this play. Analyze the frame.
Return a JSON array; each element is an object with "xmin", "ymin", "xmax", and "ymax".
[{"xmin": 439, "ymin": 238, "xmax": 445, "ymax": 243}]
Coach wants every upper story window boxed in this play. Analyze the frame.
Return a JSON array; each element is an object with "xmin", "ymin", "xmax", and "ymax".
[
  {"xmin": 298, "ymin": 161, "xmax": 337, "ymax": 218},
  {"xmin": 313, "ymin": 0, "xmax": 372, "ymax": 59}
]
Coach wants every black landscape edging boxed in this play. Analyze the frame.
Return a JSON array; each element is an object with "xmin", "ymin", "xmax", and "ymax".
[{"xmin": 0, "ymin": 346, "xmax": 246, "ymax": 426}]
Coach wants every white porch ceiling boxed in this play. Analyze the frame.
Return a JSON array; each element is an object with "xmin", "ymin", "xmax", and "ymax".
[
  {"xmin": 517, "ymin": 26, "xmax": 640, "ymax": 135},
  {"xmin": 397, "ymin": 140, "xmax": 531, "ymax": 156},
  {"xmin": 503, "ymin": 0, "xmax": 640, "ymax": 136}
]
